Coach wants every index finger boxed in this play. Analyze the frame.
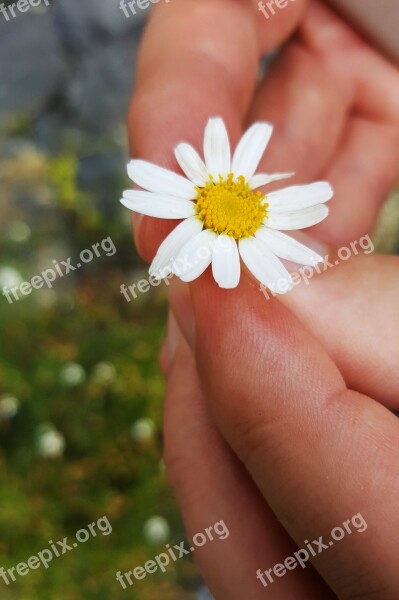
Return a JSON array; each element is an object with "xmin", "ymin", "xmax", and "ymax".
[{"xmin": 128, "ymin": 0, "xmax": 307, "ymax": 261}]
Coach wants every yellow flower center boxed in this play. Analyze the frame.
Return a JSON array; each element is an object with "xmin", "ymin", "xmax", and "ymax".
[{"xmin": 195, "ymin": 174, "xmax": 268, "ymax": 240}]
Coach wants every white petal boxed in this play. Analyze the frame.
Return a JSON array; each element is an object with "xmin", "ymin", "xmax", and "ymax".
[
  {"xmin": 266, "ymin": 204, "xmax": 329, "ymax": 230},
  {"xmin": 249, "ymin": 172, "xmax": 294, "ymax": 189},
  {"xmin": 239, "ymin": 237, "xmax": 293, "ymax": 294},
  {"xmin": 174, "ymin": 230, "xmax": 217, "ymax": 282},
  {"xmin": 256, "ymin": 227, "xmax": 324, "ymax": 266},
  {"xmin": 121, "ymin": 190, "xmax": 196, "ymax": 219},
  {"xmin": 174, "ymin": 143, "xmax": 208, "ymax": 187},
  {"xmin": 203, "ymin": 117, "xmax": 231, "ymax": 178},
  {"xmin": 127, "ymin": 159, "xmax": 196, "ymax": 199},
  {"xmin": 212, "ymin": 235, "xmax": 240, "ymax": 289},
  {"xmin": 231, "ymin": 122, "xmax": 273, "ymax": 180},
  {"xmin": 266, "ymin": 182, "xmax": 333, "ymax": 211},
  {"xmin": 149, "ymin": 217, "xmax": 204, "ymax": 278}
]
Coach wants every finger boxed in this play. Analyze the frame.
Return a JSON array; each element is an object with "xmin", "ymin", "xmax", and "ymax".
[
  {"xmin": 315, "ymin": 117, "xmax": 399, "ymax": 244},
  {"xmin": 189, "ymin": 275, "xmax": 399, "ymax": 598},
  {"xmin": 302, "ymin": 0, "xmax": 399, "ymax": 242},
  {"xmin": 164, "ymin": 335, "xmax": 333, "ymax": 599},
  {"xmin": 303, "ymin": 0, "xmax": 399, "ymax": 125},
  {"xmin": 166, "ymin": 252, "xmax": 399, "ymax": 410},
  {"xmin": 247, "ymin": 40, "xmax": 353, "ymax": 184},
  {"xmin": 279, "ymin": 252, "xmax": 399, "ymax": 409},
  {"xmin": 128, "ymin": 0, "xmax": 307, "ymax": 263},
  {"xmin": 250, "ymin": 1, "xmax": 399, "ymax": 244},
  {"xmin": 159, "ymin": 310, "xmax": 180, "ymax": 376}
]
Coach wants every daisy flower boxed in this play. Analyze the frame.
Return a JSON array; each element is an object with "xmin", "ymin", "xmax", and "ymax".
[{"xmin": 121, "ymin": 117, "xmax": 333, "ymax": 292}]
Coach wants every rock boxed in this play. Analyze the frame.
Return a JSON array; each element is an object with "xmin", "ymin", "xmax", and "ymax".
[
  {"xmin": 0, "ymin": 10, "xmax": 65, "ymax": 123},
  {"xmin": 67, "ymin": 36, "xmax": 138, "ymax": 132},
  {"xmin": 54, "ymin": 0, "xmax": 148, "ymax": 52},
  {"xmin": 33, "ymin": 113, "xmax": 86, "ymax": 154},
  {"xmin": 78, "ymin": 150, "xmax": 127, "ymax": 215}
]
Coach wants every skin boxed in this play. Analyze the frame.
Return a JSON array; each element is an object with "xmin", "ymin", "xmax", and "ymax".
[{"xmin": 128, "ymin": 0, "xmax": 399, "ymax": 597}]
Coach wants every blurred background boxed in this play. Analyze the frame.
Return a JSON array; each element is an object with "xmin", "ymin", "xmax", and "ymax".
[
  {"xmin": 0, "ymin": 1, "xmax": 211, "ymax": 598},
  {"xmin": 0, "ymin": 1, "xmax": 398, "ymax": 599}
]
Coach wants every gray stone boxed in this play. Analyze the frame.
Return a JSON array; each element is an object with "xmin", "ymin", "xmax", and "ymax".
[
  {"xmin": 33, "ymin": 114, "xmax": 86, "ymax": 154},
  {"xmin": 77, "ymin": 150, "xmax": 127, "ymax": 216},
  {"xmin": 66, "ymin": 36, "xmax": 138, "ymax": 132},
  {"xmin": 54, "ymin": 0, "xmax": 148, "ymax": 51},
  {"xmin": 0, "ymin": 9, "xmax": 65, "ymax": 121}
]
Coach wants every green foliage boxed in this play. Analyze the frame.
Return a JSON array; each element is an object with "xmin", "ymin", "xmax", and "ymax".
[
  {"xmin": 50, "ymin": 155, "xmax": 81, "ymax": 209},
  {"xmin": 0, "ymin": 140, "xmax": 196, "ymax": 599}
]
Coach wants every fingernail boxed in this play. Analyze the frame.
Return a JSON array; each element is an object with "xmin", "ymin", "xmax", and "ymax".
[
  {"xmin": 168, "ymin": 278, "xmax": 195, "ymax": 350},
  {"xmin": 166, "ymin": 311, "xmax": 180, "ymax": 367},
  {"xmin": 289, "ymin": 231, "xmax": 329, "ymax": 258}
]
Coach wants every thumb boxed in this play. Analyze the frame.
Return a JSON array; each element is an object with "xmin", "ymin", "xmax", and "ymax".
[{"xmin": 189, "ymin": 273, "xmax": 399, "ymax": 598}]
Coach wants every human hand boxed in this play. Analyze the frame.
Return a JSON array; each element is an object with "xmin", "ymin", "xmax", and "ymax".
[
  {"xmin": 127, "ymin": 0, "xmax": 399, "ymax": 597},
  {"xmin": 162, "ymin": 252, "xmax": 399, "ymax": 599},
  {"xmin": 129, "ymin": 0, "xmax": 399, "ymax": 397},
  {"xmin": 130, "ymin": 0, "xmax": 399, "ymax": 258}
]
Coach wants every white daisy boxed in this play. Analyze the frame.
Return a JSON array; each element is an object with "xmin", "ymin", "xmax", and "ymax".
[{"xmin": 121, "ymin": 117, "xmax": 333, "ymax": 292}]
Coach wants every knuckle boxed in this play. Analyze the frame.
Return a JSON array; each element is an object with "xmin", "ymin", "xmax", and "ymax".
[{"xmin": 235, "ymin": 417, "xmax": 285, "ymax": 474}]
